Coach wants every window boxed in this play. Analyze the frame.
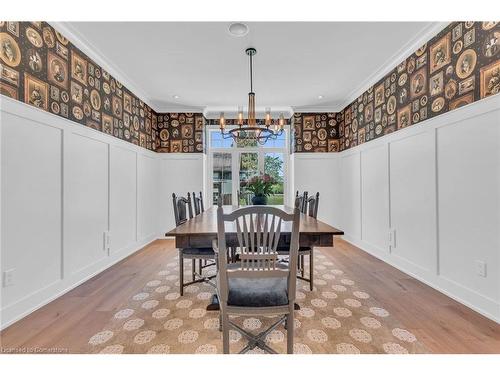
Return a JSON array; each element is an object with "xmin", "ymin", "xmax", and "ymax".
[{"xmin": 207, "ymin": 127, "xmax": 289, "ymax": 206}]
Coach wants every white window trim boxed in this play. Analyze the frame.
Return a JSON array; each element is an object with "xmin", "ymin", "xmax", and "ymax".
[{"xmin": 206, "ymin": 125, "xmax": 290, "ymax": 206}]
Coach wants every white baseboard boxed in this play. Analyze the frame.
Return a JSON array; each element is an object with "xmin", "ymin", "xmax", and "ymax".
[
  {"xmin": 341, "ymin": 235, "xmax": 500, "ymax": 324},
  {"xmin": 0, "ymin": 233, "xmax": 159, "ymax": 330}
]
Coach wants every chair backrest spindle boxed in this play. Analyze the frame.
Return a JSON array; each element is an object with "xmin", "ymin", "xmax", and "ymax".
[{"xmin": 215, "ymin": 206, "xmax": 300, "ymax": 304}]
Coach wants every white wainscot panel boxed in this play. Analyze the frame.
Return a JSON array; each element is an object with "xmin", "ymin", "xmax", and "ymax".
[
  {"xmin": 110, "ymin": 145, "xmax": 137, "ymax": 254},
  {"xmin": 360, "ymin": 145, "xmax": 389, "ymax": 252},
  {"xmin": 340, "ymin": 153, "xmax": 361, "ymax": 239},
  {"xmin": 437, "ymin": 110, "xmax": 500, "ymax": 302},
  {"xmin": 389, "ymin": 131, "xmax": 436, "ymax": 273},
  {"xmin": 292, "ymin": 155, "xmax": 340, "ymax": 227},
  {"xmin": 161, "ymin": 155, "xmax": 204, "ymax": 232},
  {"xmin": 137, "ymin": 154, "xmax": 158, "ymax": 240},
  {"xmin": 1, "ymin": 113, "xmax": 62, "ymax": 307},
  {"xmin": 65, "ymin": 133, "xmax": 109, "ymax": 276}
]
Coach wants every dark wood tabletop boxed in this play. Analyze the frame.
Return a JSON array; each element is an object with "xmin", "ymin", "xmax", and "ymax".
[{"xmin": 166, "ymin": 205, "xmax": 344, "ymax": 248}]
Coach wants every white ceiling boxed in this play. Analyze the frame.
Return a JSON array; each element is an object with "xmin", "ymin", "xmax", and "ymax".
[{"xmin": 58, "ymin": 22, "xmax": 445, "ymax": 113}]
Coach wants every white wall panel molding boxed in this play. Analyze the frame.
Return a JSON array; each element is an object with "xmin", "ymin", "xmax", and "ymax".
[
  {"xmin": 159, "ymin": 153, "xmax": 205, "ymax": 234},
  {"xmin": 0, "ymin": 98, "xmax": 162, "ymax": 329},
  {"xmin": 291, "ymin": 152, "xmax": 341, "ymax": 228},
  {"xmin": 336, "ymin": 95, "xmax": 500, "ymax": 323}
]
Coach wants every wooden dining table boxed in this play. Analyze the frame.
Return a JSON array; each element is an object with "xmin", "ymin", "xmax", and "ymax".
[{"xmin": 166, "ymin": 205, "xmax": 344, "ymax": 309}]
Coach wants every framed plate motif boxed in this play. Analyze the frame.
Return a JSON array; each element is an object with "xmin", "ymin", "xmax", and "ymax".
[
  {"xmin": 455, "ymin": 49, "xmax": 477, "ymax": 79},
  {"xmin": 429, "ymin": 33, "xmax": 451, "ymax": 74},
  {"xmin": 71, "ymin": 52, "xmax": 88, "ymax": 86},
  {"xmin": 410, "ymin": 68, "xmax": 427, "ymax": 99},
  {"xmin": 26, "ymin": 48, "xmax": 42, "ymax": 73},
  {"xmin": 449, "ymin": 93, "xmax": 474, "ymax": 110},
  {"xmin": 458, "ymin": 76, "xmax": 475, "ymax": 95},
  {"xmin": 482, "ymin": 21, "xmax": 498, "ymax": 31},
  {"xmin": 480, "ymin": 60, "xmax": 500, "ymax": 98},
  {"xmin": 0, "ymin": 64, "xmax": 19, "ymax": 86},
  {"xmin": 7, "ymin": 22, "xmax": 19, "ymax": 37},
  {"xmin": 90, "ymin": 89, "xmax": 101, "ymax": 110},
  {"xmin": 24, "ymin": 74, "xmax": 48, "ymax": 110},
  {"xmin": 303, "ymin": 115, "xmax": 315, "ymax": 130},
  {"xmin": 0, "ymin": 33, "xmax": 21, "ymax": 67},
  {"xmin": 387, "ymin": 95, "xmax": 397, "ymax": 115},
  {"xmin": 25, "ymin": 27, "xmax": 43, "ymax": 48},
  {"xmin": 429, "ymin": 71, "xmax": 444, "ymax": 97},
  {"xmin": 431, "ymin": 97, "xmax": 445, "ymax": 112},
  {"xmin": 0, "ymin": 82, "xmax": 18, "ymax": 99},
  {"xmin": 482, "ymin": 31, "xmax": 499, "ymax": 58},
  {"xmin": 48, "ymin": 51, "xmax": 68, "ymax": 89},
  {"xmin": 55, "ymin": 30, "xmax": 69, "ymax": 45},
  {"xmin": 374, "ymin": 83, "xmax": 385, "ymax": 107},
  {"xmin": 445, "ymin": 80, "xmax": 457, "ymax": 99},
  {"xmin": 397, "ymin": 105, "xmax": 411, "ymax": 129},
  {"xmin": 42, "ymin": 27, "xmax": 55, "ymax": 48}
]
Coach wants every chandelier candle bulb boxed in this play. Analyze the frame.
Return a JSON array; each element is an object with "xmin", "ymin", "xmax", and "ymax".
[
  {"xmin": 265, "ymin": 107, "xmax": 272, "ymax": 126},
  {"xmin": 279, "ymin": 113, "xmax": 285, "ymax": 130},
  {"xmin": 237, "ymin": 106, "xmax": 244, "ymax": 126},
  {"xmin": 219, "ymin": 112, "xmax": 225, "ymax": 130}
]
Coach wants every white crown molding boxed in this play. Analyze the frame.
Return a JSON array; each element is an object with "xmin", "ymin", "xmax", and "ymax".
[
  {"xmin": 49, "ymin": 21, "xmax": 158, "ymax": 112},
  {"xmin": 292, "ymin": 101, "xmax": 344, "ymax": 113},
  {"xmin": 337, "ymin": 21, "xmax": 450, "ymax": 112},
  {"xmin": 151, "ymin": 100, "xmax": 206, "ymax": 114}
]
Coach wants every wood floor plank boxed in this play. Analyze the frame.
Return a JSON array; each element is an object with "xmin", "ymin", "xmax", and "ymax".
[{"xmin": 1, "ymin": 238, "xmax": 499, "ymax": 353}]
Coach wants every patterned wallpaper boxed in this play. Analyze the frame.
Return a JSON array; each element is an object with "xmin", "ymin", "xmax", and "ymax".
[
  {"xmin": 0, "ymin": 21, "xmax": 157, "ymax": 151},
  {"xmin": 156, "ymin": 113, "xmax": 205, "ymax": 153},
  {"xmin": 2, "ymin": 21, "xmax": 498, "ymax": 154},
  {"xmin": 292, "ymin": 112, "xmax": 340, "ymax": 152},
  {"xmin": 338, "ymin": 21, "xmax": 500, "ymax": 151}
]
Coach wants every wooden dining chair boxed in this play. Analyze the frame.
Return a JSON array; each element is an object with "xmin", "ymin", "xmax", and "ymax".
[
  {"xmin": 213, "ymin": 205, "xmax": 300, "ymax": 354},
  {"xmin": 192, "ymin": 191, "xmax": 204, "ymax": 216},
  {"xmin": 297, "ymin": 192, "xmax": 320, "ymax": 290},
  {"xmin": 281, "ymin": 191, "xmax": 318, "ymax": 291},
  {"xmin": 172, "ymin": 193, "xmax": 215, "ymax": 296},
  {"xmin": 237, "ymin": 190, "xmax": 254, "ymax": 207},
  {"xmin": 294, "ymin": 190, "xmax": 308, "ymax": 214}
]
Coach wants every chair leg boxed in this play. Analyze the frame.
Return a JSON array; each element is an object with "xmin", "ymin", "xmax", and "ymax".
[
  {"xmin": 309, "ymin": 250, "xmax": 314, "ymax": 291},
  {"xmin": 287, "ymin": 312, "xmax": 294, "ymax": 354},
  {"xmin": 179, "ymin": 250, "xmax": 184, "ymax": 296},
  {"xmin": 192, "ymin": 259, "xmax": 196, "ymax": 281},
  {"xmin": 222, "ymin": 312, "xmax": 229, "ymax": 354},
  {"xmin": 301, "ymin": 254, "xmax": 305, "ymax": 278},
  {"xmin": 198, "ymin": 259, "xmax": 202, "ymax": 275}
]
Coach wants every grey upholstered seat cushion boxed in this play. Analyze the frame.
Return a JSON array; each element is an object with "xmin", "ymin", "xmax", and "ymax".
[
  {"xmin": 227, "ymin": 276, "xmax": 289, "ymax": 307},
  {"xmin": 181, "ymin": 247, "xmax": 215, "ymax": 256},
  {"xmin": 225, "ymin": 263, "xmax": 289, "ymax": 307}
]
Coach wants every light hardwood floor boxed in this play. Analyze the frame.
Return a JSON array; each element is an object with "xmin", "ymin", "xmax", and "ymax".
[{"xmin": 1, "ymin": 239, "xmax": 499, "ymax": 353}]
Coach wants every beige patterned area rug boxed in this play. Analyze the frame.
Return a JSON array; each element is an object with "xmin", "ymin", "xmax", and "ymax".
[{"xmin": 85, "ymin": 249, "xmax": 428, "ymax": 354}]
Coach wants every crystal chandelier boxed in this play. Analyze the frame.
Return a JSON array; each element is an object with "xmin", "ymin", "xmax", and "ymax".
[{"xmin": 219, "ymin": 48, "xmax": 285, "ymax": 144}]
